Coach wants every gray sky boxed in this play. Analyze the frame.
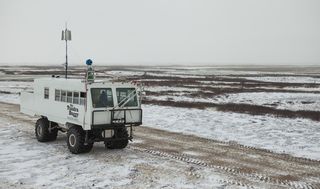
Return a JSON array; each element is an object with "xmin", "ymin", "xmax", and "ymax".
[{"xmin": 1, "ymin": 0, "xmax": 319, "ymax": 66}]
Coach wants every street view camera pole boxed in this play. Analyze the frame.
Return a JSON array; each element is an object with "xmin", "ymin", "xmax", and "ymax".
[{"xmin": 61, "ymin": 24, "xmax": 71, "ymax": 79}]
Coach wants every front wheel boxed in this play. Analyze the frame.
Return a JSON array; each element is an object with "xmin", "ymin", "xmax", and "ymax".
[
  {"xmin": 106, "ymin": 127, "xmax": 129, "ymax": 149},
  {"xmin": 67, "ymin": 126, "xmax": 93, "ymax": 154},
  {"xmin": 49, "ymin": 122, "xmax": 59, "ymax": 141}
]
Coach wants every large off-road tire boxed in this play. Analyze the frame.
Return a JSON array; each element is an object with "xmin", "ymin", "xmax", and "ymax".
[
  {"xmin": 106, "ymin": 127, "xmax": 129, "ymax": 149},
  {"xmin": 35, "ymin": 118, "xmax": 57, "ymax": 142},
  {"xmin": 35, "ymin": 118, "xmax": 49, "ymax": 142},
  {"xmin": 82, "ymin": 143, "xmax": 94, "ymax": 153},
  {"xmin": 49, "ymin": 122, "xmax": 59, "ymax": 141},
  {"xmin": 67, "ymin": 126, "xmax": 93, "ymax": 154}
]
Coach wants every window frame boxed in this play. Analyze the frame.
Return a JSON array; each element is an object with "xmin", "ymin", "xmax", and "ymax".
[
  {"xmin": 90, "ymin": 88, "xmax": 114, "ymax": 108},
  {"xmin": 53, "ymin": 89, "xmax": 86, "ymax": 106},
  {"xmin": 73, "ymin": 91, "xmax": 80, "ymax": 104},
  {"xmin": 61, "ymin": 90, "xmax": 67, "ymax": 102},
  {"xmin": 67, "ymin": 91, "xmax": 73, "ymax": 103},
  {"xmin": 55, "ymin": 89, "xmax": 61, "ymax": 101},
  {"xmin": 44, "ymin": 87, "xmax": 49, "ymax": 99}
]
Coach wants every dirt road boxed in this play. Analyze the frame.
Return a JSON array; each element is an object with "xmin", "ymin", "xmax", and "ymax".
[{"xmin": 1, "ymin": 102, "xmax": 319, "ymax": 189}]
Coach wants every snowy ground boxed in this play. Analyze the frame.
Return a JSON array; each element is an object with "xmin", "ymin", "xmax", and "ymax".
[
  {"xmin": 0, "ymin": 81, "xmax": 32, "ymax": 94},
  {"xmin": 143, "ymin": 105, "xmax": 320, "ymax": 160},
  {"xmin": 1, "ymin": 66, "xmax": 320, "ymax": 188},
  {"xmin": 2, "ymin": 93, "xmax": 319, "ymax": 160},
  {"xmin": 146, "ymin": 86, "xmax": 199, "ymax": 92},
  {"xmin": 146, "ymin": 91, "xmax": 320, "ymax": 112},
  {"xmin": 0, "ymin": 66, "xmax": 320, "ymax": 161},
  {"xmin": 146, "ymin": 95, "xmax": 211, "ymax": 103},
  {"xmin": 3, "ymin": 81, "xmax": 320, "ymax": 113},
  {"xmin": 214, "ymin": 92, "xmax": 320, "ymax": 111},
  {"xmin": 239, "ymin": 76, "xmax": 320, "ymax": 84},
  {"xmin": 0, "ymin": 116, "xmax": 230, "ymax": 189},
  {"xmin": 150, "ymin": 67, "xmax": 296, "ymax": 76},
  {"xmin": 0, "ymin": 94, "xmax": 20, "ymax": 104},
  {"xmin": 107, "ymin": 70, "xmax": 145, "ymax": 77}
]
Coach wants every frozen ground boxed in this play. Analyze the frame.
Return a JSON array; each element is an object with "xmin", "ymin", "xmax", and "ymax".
[
  {"xmin": 282, "ymin": 87, "xmax": 320, "ymax": 92},
  {"xmin": 1, "ymin": 102, "xmax": 318, "ymax": 189},
  {"xmin": 0, "ymin": 94, "xmax": 19, "ymax": 104},
  {"xmin": 146, "ymin": 72, "xmax": 207, "ymax": 78},
  {"xmin": 0, "ymin": 81, "xmax": 32, "ymax": 94},
  {"xmin": 214, "ymin": 92, "xmax": 320, "ymax": 111},
  {"xmin": 143, "ymin": 105, "xmax": 320, "ymax": 160},
  {"xmin": 1, "ymin": 66, "xmax": 320, "ymax": 162},
  {"xmin": 151, "ymin": 67, "xmax": 296, "ymax": 76},
  {"xmin": 0, "ymin": 66, "xmax": 320, "ymax": 188},
  {"xmin": 2, "ymin": 92, "xmax": 319, "ymax": 160},
  {"xmin": 238, "ymin": 76, "xmax": 320, "ymax": 84},
  {"xmin": 146, "ymin": 91, "xmax": 320, "ymax": 112},
  {"xmin": 146, "ymin": 95, "xmax": 212, "ymax": 104},
  {"xmin": 0, "ymin": 115, "xmax": 230, "ymax": 189},
  {"xmin": 107, "ymin": 70, "xmax": 145, "ymax": 77},
  {"xmin": 0, "ymin": 81, "xmax": 31, "ymax": 104},
  {"xmin": 2, "ymin": 81, "xmax": 320, "ymax": 113},
  {"xmin": 146, "ymin": 86, "xmax": 199, "ymax": 92}
]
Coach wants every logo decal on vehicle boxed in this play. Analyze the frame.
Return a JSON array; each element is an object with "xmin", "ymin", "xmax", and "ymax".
[{"xmin": 67, "ymin": 104, "xmax": 79, "ymax": 118}]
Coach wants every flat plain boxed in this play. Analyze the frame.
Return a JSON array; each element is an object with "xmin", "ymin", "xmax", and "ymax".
[{"xmin": 0, "ymin": 65, "xmax": 319, "ymax": 189}]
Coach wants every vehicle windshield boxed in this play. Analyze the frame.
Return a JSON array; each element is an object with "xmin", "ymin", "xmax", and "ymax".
[
  {"xmin": 116, "ymin": 88, "xmax": 138, "ymax": 107},
  {"xmin": 91, "ymin": 88, "xmax": 114, "ymax": 108}
]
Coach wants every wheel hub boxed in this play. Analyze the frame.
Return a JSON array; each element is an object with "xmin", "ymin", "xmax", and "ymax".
[
  {"xmin": 37, "ymin": 125, "xmax": 42, "ymax": 136},
  {"xmin": 69, "ymin": 134, "xmax": 76, "ymax": 147}
]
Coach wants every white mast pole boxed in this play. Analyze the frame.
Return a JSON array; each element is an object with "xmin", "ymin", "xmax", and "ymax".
[
  {"xmin": 65, "ymin": 23, "xmax": 68, "ymax": 79},
  {"xmin": 61, "ymin": 22, "xmax": 71, "ymax": 79}
]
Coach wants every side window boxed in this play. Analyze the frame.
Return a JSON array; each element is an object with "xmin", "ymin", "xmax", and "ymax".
[
  {"xmin": 73, "ymin": 92, "xmax": 79, "ymax": 104},
  {"xmin": 61, "ymin": 90, "xmax": 67, "ymax": 102},
  {"xmin": 44, "ymin": 87, "xmax": 49, "ymax": 99},
  {"xmin": 91, "ymin": 88, "xmax": 114, "ymax": 108},
  {"xmin": 55, "ymin": 89, "xmax": 61, "ymax": 101},
  {"xmin": 67, "ymin": 91, "xmax": 73, "ymax": 103},
  {"xmin": 54, "ymin": 90, "xmax": 84, "ymax": 105},
  {"xmin": 80, "ymin": 92, "xmax": 86, "ymax": 105}
]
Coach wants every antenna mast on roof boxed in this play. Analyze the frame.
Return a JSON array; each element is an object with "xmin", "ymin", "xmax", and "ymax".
[{"xmin": 61, "ymin": 22, "xmax": 72, "ymax": 79}]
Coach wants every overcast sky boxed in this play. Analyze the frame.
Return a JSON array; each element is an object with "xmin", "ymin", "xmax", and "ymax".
[{"xmin": 1, "ymin": 0, "xmax": 319, "ymax": 66}]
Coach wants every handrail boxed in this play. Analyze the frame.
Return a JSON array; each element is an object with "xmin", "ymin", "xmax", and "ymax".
[{"xmin": 113, "ymin": 89, "xmax": 137, "ymax": 109}]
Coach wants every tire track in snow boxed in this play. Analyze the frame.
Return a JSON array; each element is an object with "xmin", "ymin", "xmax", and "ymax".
[{"xmin": 130, "ymin": 146, "xmax": 316, "ymax": 189}]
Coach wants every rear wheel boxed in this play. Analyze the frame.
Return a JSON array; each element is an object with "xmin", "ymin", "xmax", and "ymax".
[
  {"xmin": 106, "ymin": 126, "xmax": 129, "ymax": 149},
  {"xmin": 83, "ymin": 143, "xmax": 94, "ymax": 153},
  {"xmin": 35, "ymin": 118, "xmax": 58, "ymax": 142},
  {"xmin": 49, "ymin": 122, "xmax": 59, "ymax": 141},
  {"xmin": 67, "ymin": 126, "xmax": 93, "ymax": 154}
]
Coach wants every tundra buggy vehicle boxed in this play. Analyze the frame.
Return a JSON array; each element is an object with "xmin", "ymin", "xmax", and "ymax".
[{"xmin": 20, "ymin": 71, "xmax": 142, "ymax": 154}]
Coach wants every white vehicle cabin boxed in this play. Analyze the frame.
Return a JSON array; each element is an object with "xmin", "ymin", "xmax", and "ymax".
[{"xmin": 20, "ymin": 77, "xmax": 142, "ymax": 154}]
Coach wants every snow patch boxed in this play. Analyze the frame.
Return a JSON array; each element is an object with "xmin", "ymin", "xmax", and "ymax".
[
  {"xmin": 239, "ymin": 76, "xmax": 320, "ymax": 83},
  {"xmin": 143, "ymin": 105, "xmax": 320, "ymax": 160},
  {"xmin": 0, "ymin": 117, "xmax": 228, "ymax": 188},
  {"xmin": 0, "ymin": 94, "xmax": 19, "ymax": 104},
  {"xmin": 214, "ymin": 92, "xmax": 320, "ymax": 111}
]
